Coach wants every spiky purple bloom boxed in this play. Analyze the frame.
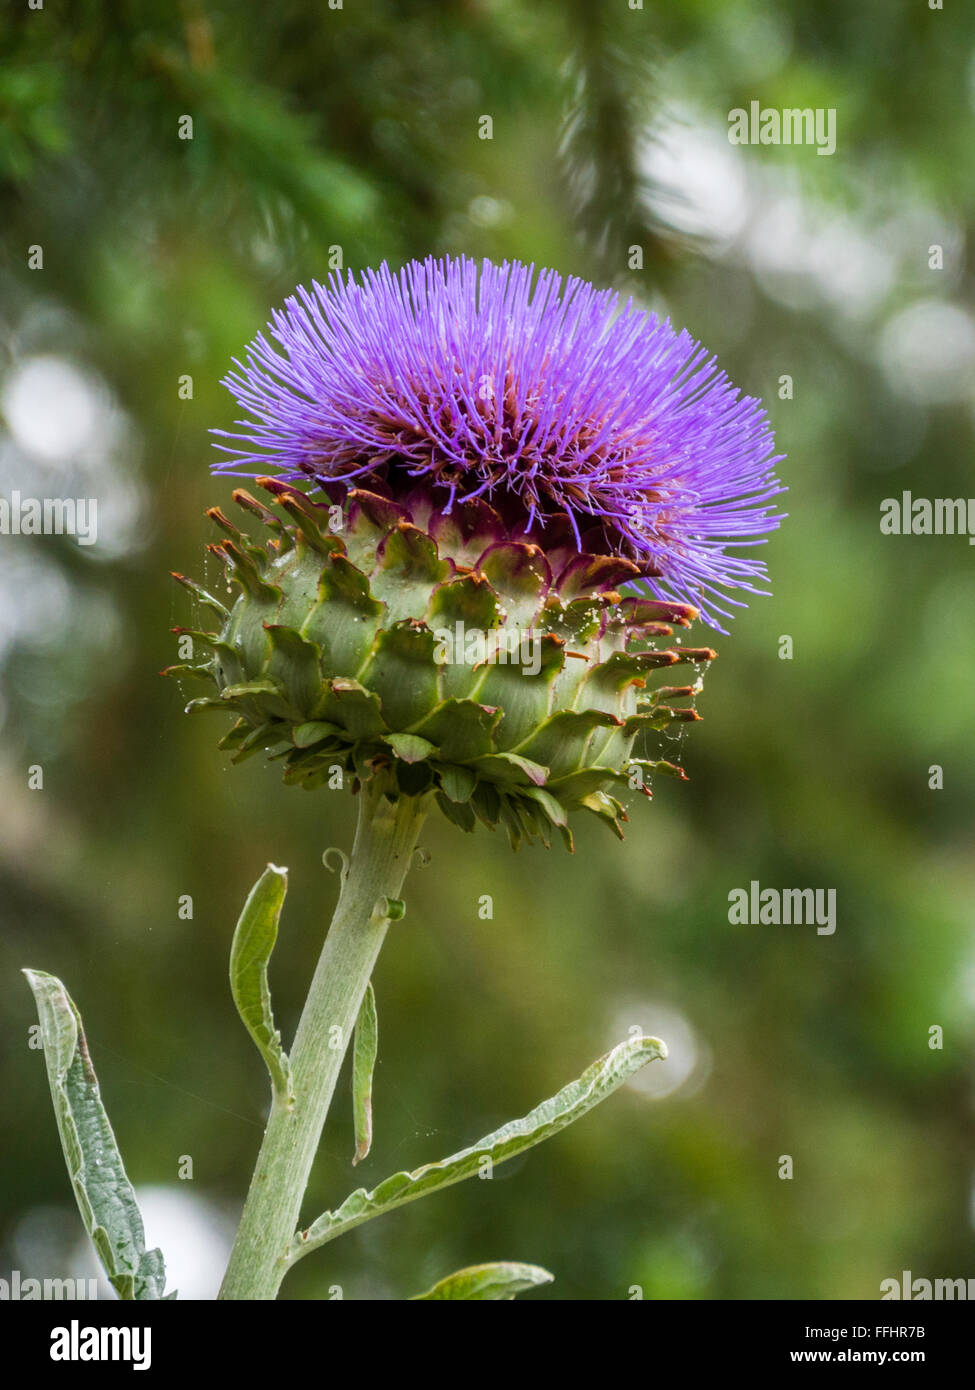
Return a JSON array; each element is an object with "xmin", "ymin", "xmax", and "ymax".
[{"xmin": 213, "ymin": 256, "xmax": 784, "ymax": 627}]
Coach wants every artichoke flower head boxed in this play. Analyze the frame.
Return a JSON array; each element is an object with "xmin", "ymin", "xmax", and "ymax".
[{"xmin": 169, "ymin": 258, "xmax": 784, "ymax": 848}]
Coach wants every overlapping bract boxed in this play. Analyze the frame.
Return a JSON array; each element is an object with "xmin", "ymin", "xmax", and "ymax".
[
  {"xmin": 213, "ymin": 257, "xmax": 784, "ymax": 627},
  {"xmin": 168, "ymin": 481, "xmax": 715, "ymax": 848}
]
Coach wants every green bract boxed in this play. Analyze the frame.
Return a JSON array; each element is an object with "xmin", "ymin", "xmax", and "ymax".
[{"xmin": 168, "ymin": 480, "xmax": 715, "ymax": 848}]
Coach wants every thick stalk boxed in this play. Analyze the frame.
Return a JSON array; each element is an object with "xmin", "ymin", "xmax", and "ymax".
[{"xmin": 219, "ymin": 779, "xmax": 427, "ymax": 1300}]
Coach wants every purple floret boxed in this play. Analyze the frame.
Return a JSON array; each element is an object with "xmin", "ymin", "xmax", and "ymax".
[{"xmin": 213, "ymin": 256, "xmax": 785, "ymax": 627}]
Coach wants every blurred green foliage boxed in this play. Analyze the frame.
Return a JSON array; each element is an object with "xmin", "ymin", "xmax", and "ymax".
[{"xmin": 1, "ymin": 0, "xmax": 973, "ymax": 1300}]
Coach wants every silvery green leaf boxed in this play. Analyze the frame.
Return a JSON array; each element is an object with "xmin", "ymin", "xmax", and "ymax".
[
  {"xmin": 352, "ymin": 981, "xmax": 378, "ymax": 1165},
  {"xmin": 23, "ymin": 970, "xmax": 170, "ymax": 1301},
  {"xmin": 229, "ymin": 863, "xmax": 294, "ymax": 1104},
  {"xmin": 290, "ymin": 1033, "xmax": 666, "ymax": 1263},
  {"xmin": 411, "ymin": 1261, "xmax": 554, "ymax": 1300}
]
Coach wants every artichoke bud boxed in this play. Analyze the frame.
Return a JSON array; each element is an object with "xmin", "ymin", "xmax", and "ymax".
[{"xmin": 167, "ymin": 479, "xmax": 715, "ymax": 849}]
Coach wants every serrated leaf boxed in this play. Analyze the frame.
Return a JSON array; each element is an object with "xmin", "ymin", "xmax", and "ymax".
[
  {"xmin": 474, "ymin": 634, "xmax": 564, "ymax": 749},
  {"xmin": 320, "ymin": 678, "xmax": 388, "ymax": 739},
  {"xmin": 410, "ymin": 698, "xmax": 500, "ymax": 763},
  {"xmin": 428, "ymin": 573, "xmax": 502, "ymax": 633},
  {"xmin": 546, "ymin": 767, "xmax": 624, "ymax": 803},
  {"xmin": 229, "ymin": 865, "xmax": 294, "ymax": 1104},
  {"xmin": 646, "ymin": 758, "xmax": 689, "ymax": 780},
  {"xmin": 436, "ymin": 762, "xmax": 477, "ymax": 803},
  {"xmin": 517, "ymin": 793, "xmax": 555, "ymax": 847},
  {"xmin": 554, "ymin": 552, "xmax": 640, "ymax": 598},
  {"xmin": 293, "ymin": 719, "xmax": 343, "ymax": 748},
  {"xmin": 476, "ymin": 542, "xmax": 551, "ymax": 628},
  {"xmin": 435, "ymin": 789, "xmax": 477, "ymax": 832},
  {"xmin": 304, "ymin": 555, "xmax": 383, "ymax": 674},
  {"xmin": 580, "ymin": 790, "xmax": 627, "ymax": 839},
  {"xmin": 160, "ymin": 663, "xmax": 216, "ymax": 684},
  {"xmin": 290, "ymin": 1034, "xmax": 666, "ymax": 1264},
  {"xmin": 471, "ymin": 779, "xmax": 502, "ymax": 828},
  {"xmin": 539, "ymin": 594, "xmax": 607, "ymax": 644},
  {"xmin": 352, "ymin": 982, "xmax": 378, "ymax": 1165},
  {"xmin": 170, "ymin": 571, "xmax": 230, "ymax": 619},
  {"xmin": 217, "ymin": 718, "xmax": 251, "ymax": 750},
  {"xmin": 372, "ymin": 522, "xmax": 450, "ymax": 624},
  {"xmin": 411, "ymin": 1262, "xmax": 554, "ymax": 1300},
  {"xmin": 184, "ymin": 695, "xmax": 228, "ymax": 714},
  {"xmin": 427, "ymin": 574, "xmax": 504, "ymax": 701},
  {"xmin": 265, "ymin": 625, "xmax": 324, "ymax": 717},
  {"xmin": 211, "ymin": 538, "xmax": 281, "ymax": 601},
  {"xmin": 498, "ymin": 794, "xmax": 530, "ymax": 850},
  {"xmin": 273, "ymin": 492, "xmax": 340, "ymax": 556},
  {"xmin": 359, "ymin": 622, "xmax": 439, "ymax": 727},
  {"xmin": 346, "ymin": 488, "xmax": 411, "ymax": 543},
  {"xmin": 385, "ymin": 732, "xmax": 436, "ymax": 764},
  {"xmin": 588, "ymin": 649, "xmax": 679, "ymax": 699},
  {"xmin": 523, "ymin": 785, "xmax": 568, "ymax": 827},
  {"xmin": 427, "ymin": 496, "xmax": 506, "ymax": 567},
  {"xmin": 232, "ymin": 721, "xmax": 289, "ymax": 764},
  {"xmin": 220, "ymin": 676, "xmax": 286, "ymax": 702},
  {"xmin": 470, "ymin": 751, "xmax": 549, "ymax": 787},
  {"xmin": 516, "ymin": 709, "xmax": 621, "ymax": 779},
  {"xmin": 618, "ymin": 596, "xmax": 697, "ymax": 628},
  {"xmin": 22, "ymin": 970, "xmax": 169, "ymax": 1300}
]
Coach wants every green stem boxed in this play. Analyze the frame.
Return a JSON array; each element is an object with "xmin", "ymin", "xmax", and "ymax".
[{"xmin": 218, "ymin": 777, "xmax": 427, "ymax": 1300}]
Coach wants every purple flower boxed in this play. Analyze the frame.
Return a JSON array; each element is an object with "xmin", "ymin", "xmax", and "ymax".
[{"xmin": 213, "ymin": 256, "xmax": 785, "ymax": 627}]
